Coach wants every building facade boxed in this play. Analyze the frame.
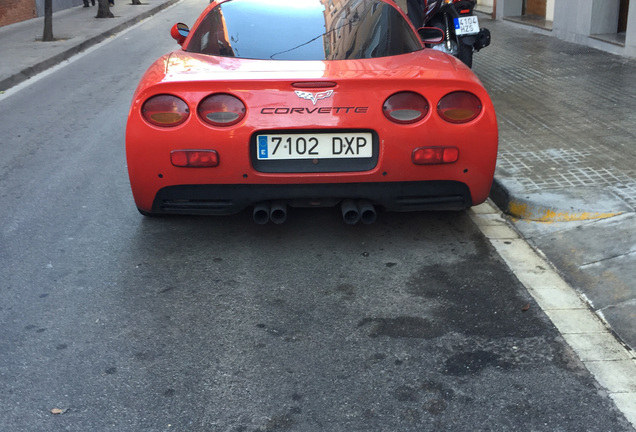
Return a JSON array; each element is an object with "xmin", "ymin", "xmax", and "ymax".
[
  {"xmin": 489, "ymin": 0, "xmax": 636, "ymax": 58},
  {"xmin": 0, "ymin": 0, "xmax": 82, "ymax": 27},
  {"xmin": 0, "ymin": 0, "xmax": 37, "ymax": 26},
  {"xmin": 2, "ymin": 0, "xmax": 635, "ymax": 59}
]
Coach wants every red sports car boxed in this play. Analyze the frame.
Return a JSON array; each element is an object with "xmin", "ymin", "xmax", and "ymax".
[{"xmin": 125, "ymin": 0, "xmax": 497, "ymax": 224}]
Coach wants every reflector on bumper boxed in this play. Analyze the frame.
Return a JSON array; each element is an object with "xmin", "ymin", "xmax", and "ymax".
[
  {"xmin": 171, "ymin": 150, "xmax": 219, "ymax": 167},
  {"xmin": 412, "ymin": 147, "xmax": 459, "ymax": 165}
]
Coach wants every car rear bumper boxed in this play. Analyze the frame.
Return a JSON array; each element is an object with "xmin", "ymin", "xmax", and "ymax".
[{"xmin": 148, "ymin": 180, "xmax": 473, "ymax": 215}]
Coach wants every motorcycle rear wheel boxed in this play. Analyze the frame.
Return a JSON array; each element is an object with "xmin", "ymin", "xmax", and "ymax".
[{"xmin": 457, "ymin": 40, "xmax": 473, "ymax": 68}]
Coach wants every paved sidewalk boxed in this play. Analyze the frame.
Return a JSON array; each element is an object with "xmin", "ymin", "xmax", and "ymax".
[
  {"xmin": 0, "ymin": 2, "xmax": 634, "ymax": 355},
  {"xmin": 0, "ymin": 0, "xmax": 178, "ymax": 91},
  {"xmin": 473, "ymin": 15, "xmax": 636, "ymax": 354}
]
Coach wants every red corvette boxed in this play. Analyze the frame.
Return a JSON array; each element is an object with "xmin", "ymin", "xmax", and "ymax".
[{"xmin": 125, "ymin": 0, "xmax": 497, "ymax": 224}]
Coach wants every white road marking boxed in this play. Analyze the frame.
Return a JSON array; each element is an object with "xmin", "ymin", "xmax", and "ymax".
[{"xmin": 470, "ymin": 200, "xmax": 636, "ymax": 428}]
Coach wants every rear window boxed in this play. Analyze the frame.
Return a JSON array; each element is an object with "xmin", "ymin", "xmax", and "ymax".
[{"xmin": 185, "ymin": 0, "xmax": 422, "ymax": 60}]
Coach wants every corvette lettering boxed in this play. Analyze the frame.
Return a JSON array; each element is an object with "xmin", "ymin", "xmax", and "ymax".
[{"xmin": 261, "ymin": 107, "xmax": 368, "ymax": 114}]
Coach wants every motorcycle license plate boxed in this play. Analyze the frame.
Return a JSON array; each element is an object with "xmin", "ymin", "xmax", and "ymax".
[{"xmin": 454, "ymin": 16, "xmax": 480, "ymax": 35}]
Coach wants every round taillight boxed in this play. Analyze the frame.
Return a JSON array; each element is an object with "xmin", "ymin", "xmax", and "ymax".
[
  {"xmin": 382, "ymin": 92, "xmax": 429, "ymax": 124},
  {"xmin": 437, "ymin": 91, "xmax": 482, "ymax": 124},
  {"xmin": 141, "ymin": 94, "xmax": 189, "ymax": 127},
  {"xmin": 198, "ymin": 93, "xmax": 246, "ymax": 127}
]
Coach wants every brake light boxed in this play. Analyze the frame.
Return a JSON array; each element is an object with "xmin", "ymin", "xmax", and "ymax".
[
  {"xmin": 142, "ymin": 94, "xmax": 189, "ymax": 127},
  {"xmin": 412, "ymin": 147, "xmax": 459, "ymax": 165},
  {"xmin": 383, "ymin": 92, "xmax": 429, "ymax": 124},
  {"xmin": 198, "ymin": 93, "xmax": 246, "ymax": 127},
  {"xmin": 292, "ymin": 81, "xmax": 337, "ymax": 88},
  {"xmin": 171, "ymin": 150, "xmax": 219, "ymax": 167},
  {"xmin": 437, "ymin": 91, "xmax": 482, "ymax": 124}
]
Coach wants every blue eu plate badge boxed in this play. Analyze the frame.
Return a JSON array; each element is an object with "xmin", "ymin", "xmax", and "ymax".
[{"xmin": 258, "ymin": 136, "xmax": 269, "ymax": 159}]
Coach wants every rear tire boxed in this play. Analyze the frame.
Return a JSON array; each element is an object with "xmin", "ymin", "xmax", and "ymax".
[
  {"xmin": 137, "ymin": 207, "xmax": 154, "ymax": 217},
  {"xmin": 457, "ymin": 41, "xmax": 473, "ymax": 68}
]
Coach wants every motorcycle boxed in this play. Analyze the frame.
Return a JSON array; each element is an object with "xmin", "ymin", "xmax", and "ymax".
[{"xmin": 404, "ymin": 0, "xmax": 491, "ymax": 68}]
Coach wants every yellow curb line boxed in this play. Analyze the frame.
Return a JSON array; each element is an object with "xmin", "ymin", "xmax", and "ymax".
[{"xmin": 507, "ymin": 200, "xmax": 624, "ymax": 223}]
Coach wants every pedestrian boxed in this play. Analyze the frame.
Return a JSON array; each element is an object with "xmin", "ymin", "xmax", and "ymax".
[
  {"xmin": 82, "ymin": 0, "xmax": 95, "ymax": 7},
  {"xmin": 108, "ymin": 0, "xmax": 114, "ymax": 6}
]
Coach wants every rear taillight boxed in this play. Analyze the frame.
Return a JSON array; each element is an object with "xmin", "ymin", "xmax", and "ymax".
[
  {"xmin": 171, "ymin": 150, "xmax": 219, "ymax": 167},
  {"xmin": 142, "ymin": 94, "xmax": 189, "ymax": 127},
  {"xmin": 383, "ymin": 92, "xmax": 429, "ymax": 124},
  {"xmin": 198, "ymin": 93, "xmax": 246, "ymax": 127},
  {"xmin": 412, "ymin": 147, "xmax": 459, "ymax": 165},
  {"xmin": 437, "ymin": 91, "xmax": 482, "ymax": 124}
]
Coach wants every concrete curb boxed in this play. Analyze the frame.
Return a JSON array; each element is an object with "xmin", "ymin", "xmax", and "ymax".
[
  {"xmin": 490, "ymin": 177, "xmax": 629, "ymax": 223},
  {"xmin": 0, "ymin": 0, "xmax": 180, "ymax": 92}
]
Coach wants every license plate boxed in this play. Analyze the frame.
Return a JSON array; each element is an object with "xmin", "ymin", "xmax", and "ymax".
[
  {"xmin": 454, "ymin": 16, "xmax": 480, "ymax": 35},
  {"xmin": 257, "ymin": 132, "xmax": 373, "ymax": 160}
]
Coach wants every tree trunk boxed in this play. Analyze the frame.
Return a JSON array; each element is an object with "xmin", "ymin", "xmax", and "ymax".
[
  {"xmin": 42, "ymin": 0, "xmax": 54, "ymax": 41},
  {"xmin": 96, "ymin": 0, "xmax": 114, "ymax": 18}
]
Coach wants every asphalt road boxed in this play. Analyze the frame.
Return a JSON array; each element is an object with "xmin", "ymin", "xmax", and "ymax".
[{"xmin": 0, "ymin": 1, "xmax": 633, "ymax": 431}]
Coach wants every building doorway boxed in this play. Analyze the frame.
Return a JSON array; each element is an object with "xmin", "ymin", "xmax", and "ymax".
[
  {"xmin": 504, "ymin": 0, "xmax": 552, "ymax": 30},
  {"xmin": 524, "ymin": 0, "xmax": 546, "ymax": 17},
  {"xmin": 618, "ymin": 0, "xmax": 629, "ymax": 33},
  {"xmin": 589, "ymin": 0, "xmax": 629, "ymax": 45}
]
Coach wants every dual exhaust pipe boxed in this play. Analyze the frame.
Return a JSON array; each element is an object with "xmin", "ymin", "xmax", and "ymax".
[
  {"xmin": 253, "ymin": 201, "xmax": 287, "ymax": 225},
  {"xmin": 253, "ymin": 199, "xmax": 377, "ymax": 225},
  {"xmin": 340, "ymin": 199, "xmax": 377, "ymax": 225}
]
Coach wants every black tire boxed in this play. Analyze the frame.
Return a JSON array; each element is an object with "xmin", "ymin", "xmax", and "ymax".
[
  {"xmin": 137, "ymin": 207, "xmax": 154, "ymax": 217},
  {"xmin": 457, "ymin": 40, "xmax": 473, "ymax": 68}
]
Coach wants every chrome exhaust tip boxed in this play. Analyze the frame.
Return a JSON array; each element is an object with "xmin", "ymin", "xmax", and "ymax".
[
  {"xmin": 357, "ymin": 200, "xmax": 377, "ymax": 224},
  {"xmin": 341, "ymin": 199, "xmax": 360, "ymax": 225},
  {"xmin": 270, "ymin": 201, "xmax": 287, "ymax": 224},
  {"xmin": 253, "ymin": 202, "xmax": 270, "ymax": 224}
]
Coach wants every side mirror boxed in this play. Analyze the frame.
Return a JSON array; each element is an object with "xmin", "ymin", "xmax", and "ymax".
[
  {"xmin": 170, "ymin": 23, "xmax": 190, "ymax": 46},
  {"xmin": 417, "ymin": 27, "xmax": 444, "ymax": 44}
]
